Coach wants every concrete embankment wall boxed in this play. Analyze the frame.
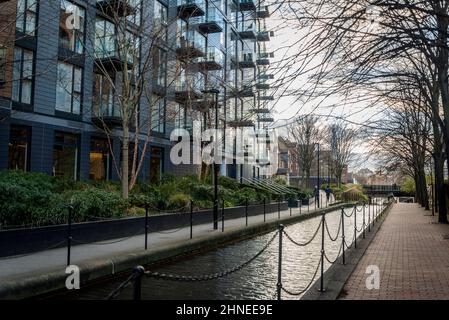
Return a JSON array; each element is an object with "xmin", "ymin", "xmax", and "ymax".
[{"xmin": 0, "ymin": 203, "xmax": 350, "ymax": 300}]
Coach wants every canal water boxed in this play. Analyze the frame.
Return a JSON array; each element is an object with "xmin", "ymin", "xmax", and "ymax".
[{"xmin": 56, "ymin": 203, "xmax": 383, "ymax": 300}]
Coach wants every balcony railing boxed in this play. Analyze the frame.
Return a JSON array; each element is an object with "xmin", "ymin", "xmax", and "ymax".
[
  {"xmin": 256, "ymin": 79, "xmax": 270, "ymax": 90},
  {"xmin": 177, "ymin": 0, "xmax": 206, "ymax": 19},
  {"xmin": 195, "ymin": 47, "xmax": 224, "ymax": 70},
  {"xmin": 257, "ymin": 5, "xmax": 270, "ymax": 18},
  {"xmin": 92, "ymin": 104, "xmax": 122, "ymax": 128},
  {"xmin": 235, "ymin": 0, "xmax": 256, "ymax": 11},
  {"xmin": 175, "ymin": 74, "xmax": 205, "ymax": 102},
  {"xmin": 176, "ymin": 30, "xmax": 206, "ymax": 59},
  {"xmin": 239, "ymin": 22, "xmax": 257, "ymax": 40},
  {"xmin": 257, "ymin": 30, "xmax": 274, "ymax": 42},
  {"xmin": 94, "ymin": 43, "xmax": 134, "ymax": 72},
  {"xmin": 259, "ymin": 91, "xmax": 274, "ymax": 101},
  {"xmin": 197, "ymin": 8, "xmax": 224, "ymax": 33},
  {"xmin": 96, "ymin": 0, "xmax": 137, "ymax": 17},
  {"xmin": 256, "ymin": 51, "xmax": 274, "ymax": 65},
  {"xmin": 239, "ymin": 51, "xmax": 256, "ymax": 68}
]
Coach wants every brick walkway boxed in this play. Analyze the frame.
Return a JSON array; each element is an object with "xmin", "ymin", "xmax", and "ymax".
[{"xmin": 340, "ymin": 203, "xmax": 449, "ymax": 300}]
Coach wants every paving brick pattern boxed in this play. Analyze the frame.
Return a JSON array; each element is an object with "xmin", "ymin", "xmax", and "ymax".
[{"xmin": 339, "ymin": 203, "xmax": 449, "ymax": 300}]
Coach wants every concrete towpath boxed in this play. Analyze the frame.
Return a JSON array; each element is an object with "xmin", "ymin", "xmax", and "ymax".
[{"xmin": 339, "ymin": 203, "xmax": 449, "ymax": 300}]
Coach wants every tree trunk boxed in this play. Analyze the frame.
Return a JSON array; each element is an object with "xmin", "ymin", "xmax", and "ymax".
[{"xmin": 122, "ymin": 123, "xmax": 130, "ymax": 199}]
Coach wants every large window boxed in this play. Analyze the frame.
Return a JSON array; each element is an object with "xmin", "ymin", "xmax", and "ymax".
[
  {"xmin": 154, "ymin": 1, "xmax": 168, "ymax": 41},
  {"xmin": 151, "ymin": 94, "xmax": 165, "ymax": 133},
  {"xmin": 175, "ymin": 104, "xmax": 186, "ymax": 129},
  {"xmin": 53, "ymin": 132, "xmax": 79, "ymax": 180},
  {"xmin": 93, "ymin": 73, "xmax": 120, "ymax": 117},
  {"xmin": 56, "ymin": 61, "xmax": 82, "ymax": 114},
  {"xmin": 12, "ymin": 47, "xmax": 34, "ymax": 105},
  {"xmin": 59, "ymin": 0, "xmax": 85, "ymax": 54},
  {"xmin": 8, "ymin": 126, "xmax": 31, "ymax": 171},
  {"xmin": 16, "ymin": 0, "xmax": 38, "ymax": 35},
  {"xmin": 153, "ymin": 47, "xmax": 166, "ymax": 87},
  {"xmin": 90, "ymin": 138, "xmax": 111, "ymax": 181},
  {"xmin": 95, "ymin": 18, "xmax": 116, "ymax": 58}
]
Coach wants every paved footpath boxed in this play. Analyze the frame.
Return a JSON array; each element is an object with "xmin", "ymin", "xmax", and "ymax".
[
  {"xmin": 340, "ymin": 203, "xmax": 449, "ymax": 300},
  {"xmin": 0, "ymin": 196, "xmax": 331, "ymax": 282}
]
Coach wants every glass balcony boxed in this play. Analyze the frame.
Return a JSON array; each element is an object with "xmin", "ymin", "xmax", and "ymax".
[
  {"xmin": 175, "ymin": 73, "xmax": 205, "ymax": 102},
  {"xmin": 176, "ymin": 30, "xmax": 206, "ymax": 59},
  {"xmin": 256, "ymin": 51, "xmax": 274, "ymax": 65},
  {"xmin": 256, "ymin": 79, "xmax": 270, "ymax": 90},
  {"xmin": 259, "ymin": 90, "xmax": 274, "ymax": 101},
  {"xmin": 257, "ymin": 5, "xmax": 270, "ymax": 18},
  {"xmin": 196, "ymin": 47, "xmax": 224, "ymax": 70},
  {"xmin": 235, "ymin": 0, "xmax": 256, "ymax": 11},
  {"xmin": 257, "ymin": 30, "xmax": 274, "ymax": 42},
  {"xmin": 259, "ymin": 116, "xmax": 274, "ymax": 123},
  {"xmin": 96, "ymin": 0, "xmax": 137, "ymax": 17},
  {"xmin": 94, "ymin": 41, "xmax": 134, "ymax": 72},
  {"xmin": 239, "ymin": 51, "xmax": 256, "ymax": 68},
  {"xmin": 92, "ymin": 104, "xmax": 122, "ymax": 128},
  {"xmin": 197, "ymin": 8, "xmax": 224, "ymax": 33},
  {"xmin": 239, "ymin": 20, "xmax": 257, "ymax": 40},
  {"xmin": 177, "ymin": 0, "xmax": 205, "ymax": 19}
]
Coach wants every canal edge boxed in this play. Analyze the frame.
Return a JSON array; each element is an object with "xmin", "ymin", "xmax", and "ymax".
[{"xmin": 0, "ymin": 203, "xmax": 354, "ymax": 300}]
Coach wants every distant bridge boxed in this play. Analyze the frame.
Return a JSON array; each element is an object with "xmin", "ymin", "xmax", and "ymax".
[{"xmin": 362, "ymin": 185, "xmax": 405, "ymax": 196}]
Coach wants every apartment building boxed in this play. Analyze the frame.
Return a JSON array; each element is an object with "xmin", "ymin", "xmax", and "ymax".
[{"xmin": 0, "ymin": 0, "xmax": 275, "ymax": 183}]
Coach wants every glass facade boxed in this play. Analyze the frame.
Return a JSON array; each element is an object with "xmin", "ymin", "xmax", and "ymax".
[{"xmin": 12, "ymin": 47, "xmax": 34, "ymax": 105}]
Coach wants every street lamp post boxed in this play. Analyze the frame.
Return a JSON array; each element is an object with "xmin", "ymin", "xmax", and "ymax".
[{"xmin": 203, "ymin": 89, "xmax": 220, "ymax": 230}]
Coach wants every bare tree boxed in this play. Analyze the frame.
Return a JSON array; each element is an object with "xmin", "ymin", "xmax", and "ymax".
[
  {"xmin": 327, "ymin": 122, "xmax": 357, "ymax": 187},
  {"xmin": 288, "ymin": 115, "xmax": 321, "ymax": 188}
]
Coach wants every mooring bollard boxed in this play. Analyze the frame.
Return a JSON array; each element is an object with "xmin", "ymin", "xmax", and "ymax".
[
  {"xmin": 144, "ymin": 205, "xmax": 149, "ymax": 250},
  {"xmin": 222, "ymin": 200, "xmax": 225, "ymax": 232},
  {"xmin": 67, "ymin": 205, "xmax": 73, "ymax": 266},
  {"xmin": 132, "ymin": 266, "xmax": 145, "ymax": 300},
  {"xmin": 354, "ymin": 205, "xmax": 357, "ymax": 249},
  {"xmin": 277, "ymin": 224, "xmax": 284, "ymax": 301},
  {"xmin": 319, "ymin": 211, "xmax": 326, "ymax": 292},
  {"xmin": 190, "ymin": 201, "xmax": 193, "ymax": 240},
  {"xmin": 341, "ymin": 208, "xmax": 346, "ymax": 265},
  {"xmin": 245, "ymin": 198, "xmax": 249, "ymax": 227}
]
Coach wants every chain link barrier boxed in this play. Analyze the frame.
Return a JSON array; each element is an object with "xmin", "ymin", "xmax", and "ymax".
[
  {"xmin": 144, "ymin": 231, "xmax": 279, "ymax": 282},
  {"xmin": 281, "ymin": 257, "xmax": 322, "ymax": 296},
  {"xmin": 101, "ymin": 201, "xmax": 391, "ymax": 300}
]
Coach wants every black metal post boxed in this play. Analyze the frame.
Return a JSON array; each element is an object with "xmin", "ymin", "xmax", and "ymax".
[
  {"xmin": 277, "ymin": 224, "xmax": 284, "ymax": 300},
  {"xmin": 299, "ymin": 200, "xmax": 302, "ymax": 214},
  {"xmin": 67, "ymin": 205, "xmax": 73, "ymax": 266},
  {"xmin": 132, "ymin": 266, "xmax": 145, "ymax": 301},
  {"xmin": 368, "ymin": 204, "xmax": 371, "ymax": 232},
  {"xmin": 362, "ymin": 204, "xmax": 366, "ymax": 239},
  {"xmin": 354, "ymin": 205, "xmax": 357, "ymax": 249},
  {"xmin": 319, "ymin": 211, "xmax": 326, "ymax": 292},
  {"xmin": 190, "ymin": 200, "xmax": 193, "ymax": 240},
  {"xmin": 145, "ymin": 205, "xmax": 149, "ymax": 250},
  {"xmin": 308, "ymin": 198, "xmax": 310, "ymax": 212},
  {"xmin": 341, "ymin": 208, "xmax": 346, "ymax": 265},
  {"xmin": 263, "ymin": 198, "xmax": 266, "ymax": 222},
  {"xmin": 290, "ymin": 206, "xmax": 292, "ymax": 217},
  {"xmin": 245, "ymin": 198, "xmax": 249, "ymax": 227},
  {"xmin": 222, "ymin": 200, "xmax": 225, "ymax": 232},
  {"xmin": 211, "ymin": 90, "xmax": 220, "ymax": 231}
]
